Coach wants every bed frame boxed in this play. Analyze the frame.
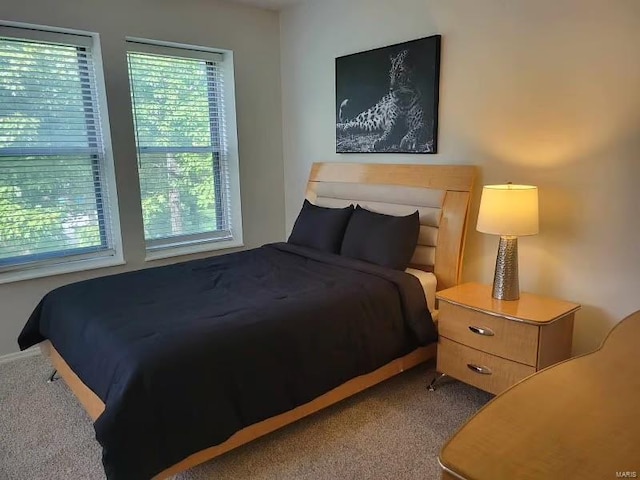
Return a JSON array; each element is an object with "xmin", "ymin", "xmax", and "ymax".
[{"xmin": 40, "ymin": 162, "xmax": 476, "ymax": 479}]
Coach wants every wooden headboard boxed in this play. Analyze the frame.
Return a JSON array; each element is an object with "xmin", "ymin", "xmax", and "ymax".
[{"xmin": 305, "ymin": 163, "xmax": 476, "ymax": 290}]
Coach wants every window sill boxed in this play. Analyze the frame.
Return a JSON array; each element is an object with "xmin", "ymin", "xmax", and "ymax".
[
  {"xmin": 145, "ymin": 238, "xmax": 244, "ymax": 262},
  {"xmin": 0, "ymin": 255, "xmax": 125, "ymax": 285}
]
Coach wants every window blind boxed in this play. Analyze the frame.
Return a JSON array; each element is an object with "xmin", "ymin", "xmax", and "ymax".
[
  {"xmin": 0, "ymin": 31, "xmax": 115, "ymax": 270},
  {"xmin": 127, "ymin": 46, "xmax": 233, "ymax": 250}
]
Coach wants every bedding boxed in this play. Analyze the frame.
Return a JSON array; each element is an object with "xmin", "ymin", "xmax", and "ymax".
[
  {"xmin": 18, "ymin": 242, "xmax": 436, "ymax": 480},
  {"xmin": 341, "ymin": 205, "xmax": 420, "ymax": 270}
]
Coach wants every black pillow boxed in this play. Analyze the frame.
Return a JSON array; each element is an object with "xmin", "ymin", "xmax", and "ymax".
[
  {"xmin": 288, "ymin": 200, "xmax": 354, "ymax": 253},
  {"xmin": 341, "ymin": 205, "xmax": 420, "ymax": 270}
]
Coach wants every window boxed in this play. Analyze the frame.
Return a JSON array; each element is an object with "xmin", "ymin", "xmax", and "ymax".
[
  {"xmin": 126, "ymin": 40, "xmax": 242, "ymax": 257},
  {"xmin": 0, "ymin": 25, "xmax": 121, "ymax": 281}
]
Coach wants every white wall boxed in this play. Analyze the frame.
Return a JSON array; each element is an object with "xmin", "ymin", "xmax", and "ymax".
[
  {"xmin": 0, "ymin": 0, "xmax": 285, "ymax": 357},
  {"xmin": 280, "ymin": 0, "xmax": 640, "ymax": 354}
]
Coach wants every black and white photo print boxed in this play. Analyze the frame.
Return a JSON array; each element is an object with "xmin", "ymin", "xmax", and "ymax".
[{"xmin": 336, "ymin": 35, "xmax": 441, "ymax": 154}]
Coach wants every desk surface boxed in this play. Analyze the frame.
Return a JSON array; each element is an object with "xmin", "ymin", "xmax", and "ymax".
[{"xmin": 439, "ymin": 310, "xmax": 640, "ymax": 479}]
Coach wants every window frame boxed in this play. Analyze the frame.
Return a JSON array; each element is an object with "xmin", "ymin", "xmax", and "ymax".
[
  {"xmin": 0, "ymin": 22, "xmax": 124, "ymax": 284},
  {"xmin": 125, "ymin": 38, "xmax": 243, "ymax": 261}
]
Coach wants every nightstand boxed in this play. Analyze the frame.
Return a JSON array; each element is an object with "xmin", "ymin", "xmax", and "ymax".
[{"xmin": 431, "ymin": 282, "xmax": 580, "ymax": 395}]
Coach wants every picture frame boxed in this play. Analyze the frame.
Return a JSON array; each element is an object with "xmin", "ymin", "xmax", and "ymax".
[{"xmin": 335, "ymin": 35, "xmax": 441, "ymax": 154}]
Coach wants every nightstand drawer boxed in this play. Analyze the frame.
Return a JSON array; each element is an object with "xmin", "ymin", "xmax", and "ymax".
[
  {"xmin": 438, "ymin": 302, "xmax": 539, "ymax": 366},
  {"xmin": 438, "ymin": 338, "xmax": 536, "ymax": 395}
]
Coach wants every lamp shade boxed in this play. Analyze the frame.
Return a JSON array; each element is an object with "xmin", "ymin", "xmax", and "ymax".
[{"xmin": 477, "ymin": 184, "xmax": 539, "ymax": 236}]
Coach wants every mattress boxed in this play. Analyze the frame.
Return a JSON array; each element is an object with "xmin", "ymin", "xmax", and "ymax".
[{"xmin": 406, "ymin": 267, "xmax": 437, "ymax": 313}]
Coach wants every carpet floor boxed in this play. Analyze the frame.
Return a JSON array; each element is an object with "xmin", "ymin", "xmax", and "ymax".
[{"xmin": 0, "ymin": 355, "xmax": 492, "ymax": 480}]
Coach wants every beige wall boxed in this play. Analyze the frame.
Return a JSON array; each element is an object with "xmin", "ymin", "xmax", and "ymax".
[
  {"xmin": 0, "ymin": 0, "xmax": 285, "ymax": 356},
  {"xmin": 280, "ymin": 0, "xmax": 640, "ymax": 354}
]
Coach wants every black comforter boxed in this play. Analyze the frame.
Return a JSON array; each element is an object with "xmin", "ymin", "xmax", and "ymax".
[{"xmin": 18, "ymin": 243, "xmax": 436, "ymax": 479}]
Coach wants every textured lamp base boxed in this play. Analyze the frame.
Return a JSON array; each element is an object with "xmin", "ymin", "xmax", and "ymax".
[{"xmin": 492, "ymin": 236, "xmax": 519, "ymax": 300}]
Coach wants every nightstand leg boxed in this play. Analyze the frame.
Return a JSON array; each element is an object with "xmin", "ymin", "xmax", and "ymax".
[
  {"xmin": 47, "ymin": 369, "xmax": 59, "ymax": 383},
  {"xmin": 428, "ymin": 372, "xmax": 446, "ymax": 391}
]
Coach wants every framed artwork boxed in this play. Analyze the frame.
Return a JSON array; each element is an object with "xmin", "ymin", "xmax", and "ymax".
[{"xmin": 335, "ymin": 35, "xmax": 441, "ymax": 154}]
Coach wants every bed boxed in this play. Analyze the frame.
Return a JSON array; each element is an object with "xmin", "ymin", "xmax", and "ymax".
[{"xmin": 18, "ymin": 162, "xmax": 475, "ymax": 479}]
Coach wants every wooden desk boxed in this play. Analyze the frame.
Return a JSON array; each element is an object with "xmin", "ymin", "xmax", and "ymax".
[{"xmin": 439, "ymin": 310, "xmax": 640, "ymax": 480}]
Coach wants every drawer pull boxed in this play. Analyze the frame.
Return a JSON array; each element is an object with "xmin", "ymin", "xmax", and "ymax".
[
  {"xmin": 468, "ymin": 326, "xmax": 495, "ymax": 336},
  {"xmin": 467, "ymin": 363, "xmax": 492, "ymax": 375}
]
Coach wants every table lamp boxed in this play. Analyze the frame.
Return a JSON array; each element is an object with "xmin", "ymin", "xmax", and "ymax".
[{"xmin": 476, "ymin": 184, "xmax": 539, "ymax": 301}]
